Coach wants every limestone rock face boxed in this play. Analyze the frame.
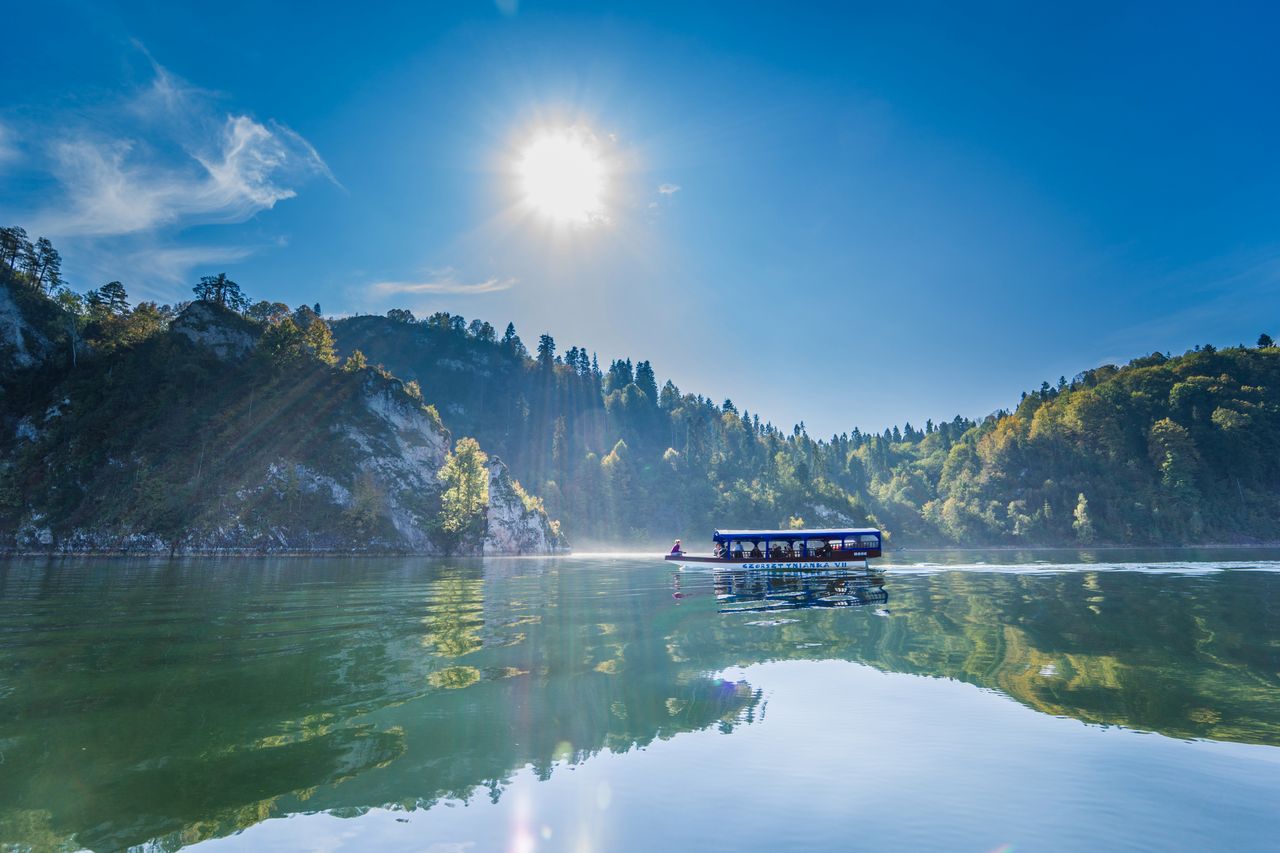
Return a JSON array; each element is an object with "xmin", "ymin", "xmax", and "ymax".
[
  {"xmin": 343, "ymin": 372, "xmax": 453, "ymax": 552},
  {"xmin": 484, "ymin": 459, "xmax": 563, "ymax": 555},
  {"xmin": 171, "ymin": 302, "xmax": 257, "ymax": 361},
  {"xmin": 0, "ymin": 283, "xmax": 51, "ymax": 371}
]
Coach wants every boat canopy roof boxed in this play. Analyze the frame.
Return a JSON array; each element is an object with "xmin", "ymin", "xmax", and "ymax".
[{"xmin": 713, "ymin": 528, "xmax": 880, "ymax": 542}]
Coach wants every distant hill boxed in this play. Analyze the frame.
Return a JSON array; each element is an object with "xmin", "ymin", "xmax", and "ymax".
[
  {"xmin": 332, "ymin": 312, "xmax": 1280, "ymax": 548},
  {"xmin": 4, "ymin": 227, "xmax": 1279, "ymax": 551}
]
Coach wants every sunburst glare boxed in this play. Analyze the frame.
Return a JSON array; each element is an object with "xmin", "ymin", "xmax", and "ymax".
[{"xmin": 515, "ymin": 126, "xmax": 609, "ymax": 226}]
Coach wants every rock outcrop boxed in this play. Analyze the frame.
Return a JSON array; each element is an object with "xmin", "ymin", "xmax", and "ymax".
[
  {"xmin": 0, "ymin": 281, "xmax": 53, "ymax": 371},
  {"xmin": 484, "ymin": 460, "xmax": 562, "ymax": 555},
  {"xmin": 0, "ymin": 296, "xmax": 565, "ymax": 556},
  {"xmin": 170, "ymin": 301, "xmax": 258, "ymax": 360}
]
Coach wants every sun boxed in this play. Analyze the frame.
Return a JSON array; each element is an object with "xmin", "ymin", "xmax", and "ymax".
[{"xmin": 516, "ymin": 126, "xmax": 608, "ymax": 225}]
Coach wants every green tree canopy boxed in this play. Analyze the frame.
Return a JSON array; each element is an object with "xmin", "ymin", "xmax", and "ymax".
[
  {"xmin": 193, "ymin": 273, "xmax": 249, "ymax": 312},
  {"xmin": 437, "ymin": 438, "xmax": 490, "ymax": 548}
]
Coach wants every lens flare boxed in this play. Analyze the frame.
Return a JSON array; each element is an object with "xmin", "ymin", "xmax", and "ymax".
[{"xmin": 516, "ymin": 126, "xmax": 608, "ymax": 225}]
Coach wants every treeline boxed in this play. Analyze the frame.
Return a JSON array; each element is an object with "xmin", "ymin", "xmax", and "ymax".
[
  {"xmin": 333, "ymin": 308, "xmax": 1280, "ymax": 546},
  {"xmin": 6, "ymin": 227, "xmax": 1280, "ymax": 547}
]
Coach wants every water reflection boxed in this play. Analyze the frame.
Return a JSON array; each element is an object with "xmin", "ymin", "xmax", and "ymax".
[
  {"xmin": 673, "ymin": 568, "xmax": 888, "ymax": 613},
  {"xmin": 0, "ymin": 555, "xmax": 1277, "ymax": 851}
]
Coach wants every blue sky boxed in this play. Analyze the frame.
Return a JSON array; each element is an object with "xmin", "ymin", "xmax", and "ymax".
[{"xmin": 3, "ymin": 1, "xmax": 1279, "ymax": 436}]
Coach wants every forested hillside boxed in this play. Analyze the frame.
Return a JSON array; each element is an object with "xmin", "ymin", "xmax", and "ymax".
[
  {"xmin": 333, "ymin": 311, "xmax": 1280, "ymax": 547},
  {"xmin": 0, "ymin": 229, "xmax": 560, "ymax": 555},
  {"xmin": 4, "ymin": 226, "xmax": 1280, "ymax": 550}
]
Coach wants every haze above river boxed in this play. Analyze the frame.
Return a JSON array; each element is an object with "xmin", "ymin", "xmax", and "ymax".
[{"xmin": 2, "ymin": 550, "xmax": 1279, "ymax": 852}]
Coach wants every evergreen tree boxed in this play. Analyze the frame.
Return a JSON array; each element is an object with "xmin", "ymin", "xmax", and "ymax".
[
  {"xmin": 635, "ymin": 360, "xmax": 658, "ymax": 401},
  {"xmin": 1258, "ymin": 333, "xmax": 1274, "ymax": 349},
  {"xmin": 193, "ymin": 273, "xmax": 249, "ymax": 311},
  {"xmin": 502, "ymin": 323, "xmax": 528, "ymax": 359},
  {"xmin": 0, "ymin": 226, "xmax": 29, "ymax": 269},
  {"xmin": 99, "ymin": 281, "xmax": 129, "ymax": 314},
  {"xmin": 23, "ymin": 237, "xmax": 61, "ymax": 292},
  {"xmin": 659, "ymin": 380, "xmax": 681, "ymax": 411},
  {"xmin": 606, "ymin": 358, "xmax": 634, "ymax": 391},
  {"xmin": 536, "ymin": 334, "xmax": 556, "ymax": 369}
]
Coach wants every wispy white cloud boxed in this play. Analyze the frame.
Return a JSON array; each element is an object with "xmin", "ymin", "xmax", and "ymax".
[
  {"xmin": 658, "ymin": 183, "xmax": 681, "ymax": 195},
  {"xmin": 370, "ymin": 269, "xmax": 516, "ymax": 296},
  {"xmin": 1, "ymin": 48, "xmax": 336, "ymax": 296},
  {"xmin": 36, "ymin": 119, "xmax": 330, "ymax": 239},
  {"xmin": 28, "ymin": 55, "xmax": 333, "ymax": 240}
]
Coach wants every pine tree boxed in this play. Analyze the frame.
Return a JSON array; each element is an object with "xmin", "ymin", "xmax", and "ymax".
[
  {"xmin": 0, "ymin": 226, "xmax": 29, "ymax": 269},
  {"xmin": 635, "ymin": 360, "xmax": 658, "ymax": 401},
  {"xmin": 23, "ymin": 237, "xmax": 61, "ymax": 292},
  {"xmin": 193, "ymin": 273, "xmax": 248, "ymax": 311},
  {"xmin": 502, "ymin": 323, "xmax": 528, "ymax": 359},
  {"xmin": 99, "ymin": 281, "xmax": 129, "ymax": 314},
  {"xmin": 536, "ymin": 334, "xmax": 556, "ymax": 369}
]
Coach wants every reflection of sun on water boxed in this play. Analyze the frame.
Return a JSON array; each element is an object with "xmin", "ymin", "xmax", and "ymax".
[{"xmin": 516, "ymin": 126, "xmax": 608, "ymax": 226}]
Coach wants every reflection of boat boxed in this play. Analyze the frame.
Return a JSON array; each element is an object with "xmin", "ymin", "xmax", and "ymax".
[
  {"xmin": 666, "ymin": 527, "xmax": 883, "ymax": 570},
  {"xmin": 710, "ymin": 569, "xmax": 888, "ymax": 613}
]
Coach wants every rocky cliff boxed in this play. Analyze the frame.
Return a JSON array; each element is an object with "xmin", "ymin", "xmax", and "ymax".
[
  {"xmin": 0, "ymin": 289, "xmax": 565, "ymax": 555},
  {"xmin": 0, "ymin": 279, "xmax": 56, "ymax": 372}
]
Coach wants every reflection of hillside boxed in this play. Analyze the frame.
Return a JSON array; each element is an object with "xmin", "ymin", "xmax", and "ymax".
[
  {"xmin": 2, "ymin": 559, "xmax": 1276, "ymax": 852},
  {"xmin": 675, "ymin": 569, "xmax": 1280, "ymax": 747},
  {"xmin": 0, "ymin": 559, "xmax": 760, "ymax": 852}
]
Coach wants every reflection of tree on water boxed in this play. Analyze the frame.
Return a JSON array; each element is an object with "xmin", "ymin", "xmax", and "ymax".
[
  {"xmin": 3, "ymin": 559, "xmax": 1279, "ymax": 852},
  {"xmin": 0, "ymin": 559, "xmax": 761, "ymax": 852},
  {"xmin": 716, "ymin": 569, "xmax": 887, "ymax": 613},
  {"xmin": 670, "ymin": 568, "xmax": 1280, "ymax": 749},
  {"xmin": 671, "ymin": 569, "xmax": 888, "ymax": 613}
]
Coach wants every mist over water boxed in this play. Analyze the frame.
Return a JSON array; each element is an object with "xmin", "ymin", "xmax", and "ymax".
[{"xmin": 2, "ymin": 551, "xmax": 1279, "ymax": 851}]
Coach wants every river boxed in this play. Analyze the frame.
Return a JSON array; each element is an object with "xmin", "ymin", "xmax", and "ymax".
[{"xmin": 1, "ymin": 550, "xmax": 1279, "ymax": 851}]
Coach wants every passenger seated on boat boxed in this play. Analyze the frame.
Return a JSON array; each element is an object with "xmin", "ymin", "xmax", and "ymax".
[
  {"xmin": 713, "ymin": 542, "xmax": 724, "ymax": 558},
  {"xmin": 815, "ymin": 541, "xmax": 832, "ymax": 558},
  {"xmin": 670, "ymin": 539, "xmax": 682, "ymax": 555},
  {"xmin": 733, "ymin": 543, "xmax": 745, "ymax": 559},
  {"xmin": 749, "ymin": 545, "xmax": 763, "ymax": 559},
  {"xmin": 770, "ymin": 544, "xmax": 784, "ymax": 560}
]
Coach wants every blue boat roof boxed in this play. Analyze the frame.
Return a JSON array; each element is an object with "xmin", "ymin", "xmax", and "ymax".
[{"xmin": 713, "ymin": 528, "xmax": 880, "ymax": 541}]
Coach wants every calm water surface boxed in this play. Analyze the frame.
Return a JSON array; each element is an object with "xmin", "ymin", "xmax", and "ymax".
[{"xmin": 2, "ymin": 550, "xmax": 1280, "ymax": 852}]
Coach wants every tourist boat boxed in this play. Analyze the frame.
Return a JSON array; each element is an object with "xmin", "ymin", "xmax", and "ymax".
[{"xmin": 665, "ymin": 527, "xmax": 883, "ymax": 571}]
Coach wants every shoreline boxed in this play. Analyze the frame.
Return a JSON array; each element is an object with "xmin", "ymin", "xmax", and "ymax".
[{"xmin": 3, "ymin": 543, "xmax": 1279, "ymax": 560}]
